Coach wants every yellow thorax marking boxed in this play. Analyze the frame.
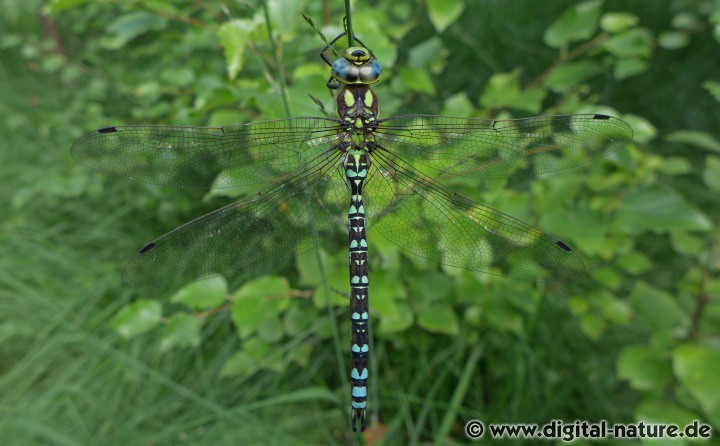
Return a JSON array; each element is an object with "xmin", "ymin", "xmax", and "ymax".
[
  {"xmin": 364, "ymin": 90, "xmax": 374, "ymax": 107},
  {"xmin": 344, "ymin": 90, "xmax": 355, "ymax": 107}
]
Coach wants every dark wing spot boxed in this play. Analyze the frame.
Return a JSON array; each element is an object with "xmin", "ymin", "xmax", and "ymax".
[
  {"xmin": 556, "ymin": 240, "xmax": 573, "ymax": 251},
  {"xmin": 592, "ymin": 114, "xmax": 610, "ymax": 120},
  {"xmin": 139, "ymin": 242, "xmax": 157, "ymax": 254},
  {"xmin": 98, "ymin": 127, "xmax": 118, "ymax": 133}
]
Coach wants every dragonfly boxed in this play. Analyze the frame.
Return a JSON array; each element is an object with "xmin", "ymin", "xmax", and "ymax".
[{"xmin": 71, "ymin": 31, "xmax": 633, "ymax": 432}]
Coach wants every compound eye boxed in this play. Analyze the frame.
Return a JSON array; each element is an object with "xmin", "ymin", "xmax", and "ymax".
[
  {"xmin": 345, "ymin": 68, "xmax": 359, "ymax": 83},
  {"xmin": 359, "ymin": 59, "xmax": 382, "ymax": 84}
]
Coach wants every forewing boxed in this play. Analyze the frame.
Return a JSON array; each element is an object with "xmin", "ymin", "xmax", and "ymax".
[
  {"xmin": 365, "ymin": 149, "xmax": 585, "ymax": 282},
  {"xmin": 375, "ymin": 114, "xmax": 633, "ymax": 180},
  {"xmin": 71, "ymin": 118, "xmax": 341, "ymax": 189},
  {"xmin": 122, "ymin": 147, "xmax": 348, "ymax": 287}
]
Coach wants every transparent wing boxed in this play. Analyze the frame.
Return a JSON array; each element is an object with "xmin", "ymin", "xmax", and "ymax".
[
  {"xmin": 365, "ymin": 148, "xmax": 584, "ymax": 282},
  {"xmin": 374, "ymin": 114, "xmax": 633, "ymax": 179},
  {"xmin": 71, "ymin": 117, "xmax": 342, "ymax": 189},
  {"xmin": 122, "ymin": 146, "xmax": 350, "ymax": 287}
]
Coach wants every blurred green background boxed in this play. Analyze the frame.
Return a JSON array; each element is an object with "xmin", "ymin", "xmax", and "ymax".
[{"xmin": 1, "ymin": 0, "xmax": 719, "ymax": 444}]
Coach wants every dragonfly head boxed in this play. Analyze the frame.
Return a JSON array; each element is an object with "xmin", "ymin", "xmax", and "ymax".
[{"xmin": 331, "ymin": 46, "xmax": 382, "ymax": 85}]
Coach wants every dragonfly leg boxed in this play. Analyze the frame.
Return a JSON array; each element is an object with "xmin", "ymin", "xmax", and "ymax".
[
  {"xmin": 320, "ymin": 32, "xmax": 347, "ymax": 66},
  {"xmin": 326, "ymin": 75, "xmax": 342, "ymax": 90}
]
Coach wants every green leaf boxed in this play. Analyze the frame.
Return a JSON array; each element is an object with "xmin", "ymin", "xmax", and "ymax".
[
  {"xmin": 44, "ymin": 0, "xmax": 90, "ymax": 13},
  {"xmin": 351, "ymin": 10, "xmax": 398, "ymax": 66},
  {"xmin": 221, "ymin": 350, "xmax": 255, "ymax": 376},
  {"xmin": 621, "ymin": 114, "xmax": 656, "ymax": 143},
  {"xmin": 160, "ymin": 313, "xmax": 201, "ymax": 352},
  {"xmin": 288, "ymin": 344, "xmax": 311, "ymax": 367},
  {"xmin": 231, "ymin": 276, "xmax": 290, "ymax": 339},
  {"xmin": 658, "ymin": 156, "xmax": 691, "ymax": 175},
  {"xmin": 426, "ymin": 0, "xmax": 465, "ymax": 32},
  {"xmin": 615, "ymin": 187, "xmax": 712, "ymax": 234},
  {"xmin": 591, "ymin": 266, "xmax": 623, "ymax": 290},
  {"xmin": 408, "ymin": 36, "xmax": 446, "ymax": 70},
  {"xmin": 258, "ymin": 316, "xmax": 284, "ymax": 343},
  {"xmin": 170, "ymin": 276, "xmax": 228, "ymax": 310},
  {"xmin": 602, "ymin": 297, "xmax": 632, "ymax": 324},
  {"xmin": 222, "ymin": 340, "xmax": 281, "ymax": 376},
  {"xmin": 483, "ymin": 298, "xmax": 524, "ymax": 335},
  {"xmin": 371, "ymin": 271, "xmax": 406, "ymax": 319},
  {"xmin": 702, "ymin": 80, "xmax": 720, "ymax": 102},
  {"xmin": 369, "ymin": 229, "xmax": 402, "ymax": 270},
  {"xmin": 508, "ymin": 88, "xmax": 546, "ymax": 114},
  {"xmin": 417, "ymin": 304, "xmax": 459, "ymax": 335},
  {"xmin": 296, "ymin": 248, "xmax": 333, "ymax": 286},
  {"xmin": 414, "ymin": 272, "xmax": 453, "ymax": 303},
  {"xmin": 616, "ymin": 251, "xmax": 652, "ymax": 275},
  {"xmin": 397, "ymin": 67, "xmax": 436, "ymax": 95},
  {"xmin": 579, "ymin": 313, "xmax": 606, "ymax": 340},
  {"xmin": 617, "ymin": 345, "xmax": 672, "ymax": 392},
  {"xmin": 602, "ymin": 28, "xmax": 653, "ymax": 58},
  {"xmin": 245, "ymin": 337, "xmax": 272, "ymax": 357},
  {"xmin": 480, "ymin": 71, "xmax": 520, "ymax": 105},
  {"xmin": 218, "ymin": 19, "xmax": 255, "ymax": 80},
  {"xmin": 266, "ymin": 0, "xmax": 307, "ymax": 40},
  {"xmin": 543, "ymin": 61, "xmax": 603, "ymax": 92},
  {"xmin": 671, "ymin": 12, "xmax": 699, "ymax": 31},
  {"xmin": 464, "ymin": 305, "xmax": 482, "ymax": 327},
  {"xmin": 110, "ymin": 299, "xmax": 162, "ymax": 338},
  {"xmin": 283, "ymin": 304, "xmax": 313, "ymax": 337},
  {"xmin": 569, "ymin": 296, "xmax": 589, "ymax": 314},
  {"xmin": 673, "ymin": 344, "xmax": 720, "ymax": 414},
  {"xmin": 379, "ymin": 302, "xmax": 414, "ymax": 333},
  {"xmin": 600, "ymin": 12, "xmax": 639, "ymax": 33},
  {"xmin": 105, "ymin": 12, "xmax": 167, "ymax": 49},
  {"xmin": 441, "ymin": 92, "xmax": 474, "ymax": 117},
  {"xmin": 234, "ymin": 275, "xmax": 290, "ymax": 301},
  {"xmin": 704, "ymin": 156, "xmax": 720, "ymax": 192},
  {"xmin": 671, "ymin": 231, "xmax": 705, "ymax": 256},
  {"xmin": 141, "ymin": 0, "xmax": 183, "ymax": 16},
  {"xmin": 543, "ymin": 0, "xmax": 603, "ymax": 48},
  {"xmin": 667, "ymin": 130, "xmax": 720, "ymax": 153},
  {"xmin": 658, "ymin": 31, "xmax": 690, "ymax": 50},
  {"xmin": 159, "ymin": 66, "xmax": 195, "ymax": 88},
  {"xmin": 479, "ymin": 70, "xmax": 547, "ymax": 113},
  {"xmin": 629, "ymin": 282, "xmax": 687, "ymax": 335},
  {"xmin": 321, "ymin": 267, "xmax": 350, "ymax": 308},
  {"xmin": 613, "ymin": 58, "xmax": 648, "ymax": 80},
  {"xmin": 636, "ymin": 400, "xmax": 701, "ymax": 426}
]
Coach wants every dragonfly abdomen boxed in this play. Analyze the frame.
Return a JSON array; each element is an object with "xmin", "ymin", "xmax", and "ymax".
[{"xmin": 346, "ymin": 150, "xmax": 370, "ymax": 432}]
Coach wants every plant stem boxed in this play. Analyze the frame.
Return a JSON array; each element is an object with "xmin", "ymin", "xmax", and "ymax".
[
  {"xmin": 344, "ymin": 0, "xmax": 354, "ymax": 47},
  {"xmin": 261, "ymin": 0, "xmax": 291, "ymax": 118}
]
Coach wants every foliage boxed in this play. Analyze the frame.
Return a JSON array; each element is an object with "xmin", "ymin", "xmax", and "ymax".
[{"xmin": 1, "ymin": 0, "xmax": 719, "ymax": 444}]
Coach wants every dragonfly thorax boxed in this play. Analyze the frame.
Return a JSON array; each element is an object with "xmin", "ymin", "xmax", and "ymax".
[{"xmin": 338, "ymin": 84, "xmax": 379, "ymax": 153}]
